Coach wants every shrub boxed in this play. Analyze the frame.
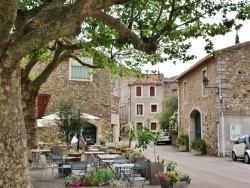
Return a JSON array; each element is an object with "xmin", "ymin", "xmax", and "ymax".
[
  {"xmin": 176, "ymin": 133, "xmax": 189, "ymax": 146},
  {"xmin": 190, "ymin": 138, "xmax": 206, "ymax": 154}
]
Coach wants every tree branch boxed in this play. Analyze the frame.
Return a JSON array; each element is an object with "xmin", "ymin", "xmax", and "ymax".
[{"xmin": 90, "ymin": 11, "xmax": 158, "ymax": 55}]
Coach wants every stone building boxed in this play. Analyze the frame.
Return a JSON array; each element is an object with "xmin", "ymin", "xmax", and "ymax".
[
  {"xmin": 114, "ymin": 73, "xmax": 166, "ymax": 132},
  {"xmin": 35, "ymin": 57, "xmax": 113, "ymax": 143},
  {"xmin": 176, "ymin": 41, "xmax": 250, "ymax": 156}
]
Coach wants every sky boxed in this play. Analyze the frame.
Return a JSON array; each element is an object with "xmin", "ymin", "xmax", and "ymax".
[{"xmin": 142, "ymin": 20, "xmax": 250, "ymax": 78}]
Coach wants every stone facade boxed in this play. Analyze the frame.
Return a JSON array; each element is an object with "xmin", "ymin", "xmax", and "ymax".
[
  {"xmin": 34, "ymin": 58, "xmax": 112, "ymax": 143},
  {"xmin": 114, "ymin": 74, "xmax": 166, "ymax": 131},
  {"xmin": 176, "ymin": 41, "xmax": 250, "ymax": 156}
]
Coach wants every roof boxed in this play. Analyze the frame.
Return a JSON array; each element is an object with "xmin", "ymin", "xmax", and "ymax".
[
  {"xmin": 128, "ymin": 73, "xmax": 164, "ymax": 85},
  {"xmin": 175, "ymin": 40, "xmax": 250, "ymax": 81}
]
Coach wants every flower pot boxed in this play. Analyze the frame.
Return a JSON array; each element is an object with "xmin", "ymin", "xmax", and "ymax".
[
  {"xmin": 149, "ymin": 163, "xmax": 164, "ymax": 185},
  {"xmin": 159, "ymin": 178, "xmax": 171, "ymax": 188},
  {"xmin": 173, "ymin": 181, "xmax": 188, "ymax": 188},
  {"xmin": 192, "ymin": 149, "xmax": 202, "ymax": 155},
  {"xmin": 179, "ymin": 145, "xmax": 188, "ymax": 152}
]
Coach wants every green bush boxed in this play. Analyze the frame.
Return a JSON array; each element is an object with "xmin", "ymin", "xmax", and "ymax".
[
  {"xmin": 190, "ymin": 138, "xmax": 206, "ymax": 154},
  {"xmin": 176, "ymin": 133, "xmax": 189, "ymax": 146}
]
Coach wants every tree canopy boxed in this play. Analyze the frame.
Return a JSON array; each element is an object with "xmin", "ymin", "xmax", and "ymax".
[
  {"xmin": 1, "ymin": 0, "xmax": 250, "ymax": 186},
  {"xmin": 158, "ymin": 93, "xmax": 178, "ymax": 131}
]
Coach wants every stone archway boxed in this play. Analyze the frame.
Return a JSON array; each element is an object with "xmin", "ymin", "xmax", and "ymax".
[
  {"xmin": 82, "ymin": 123, "xmax": 97, "ymax": 144},
  {"xmin": 190, "ymin": 109, "xmax": 202, "ymax": 141}
]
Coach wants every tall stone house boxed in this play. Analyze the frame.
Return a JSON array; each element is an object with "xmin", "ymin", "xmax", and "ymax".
[
  {"xmin": 176, "ymin": 41, "xmax": 250, "ymax": 156},
  {"xmin": 34, "ymin": 56, "xmax": 118, "ymax": 143},
  {"xmin": 113, "ymin": 73, "xmax": 167, "ymax": 132}
]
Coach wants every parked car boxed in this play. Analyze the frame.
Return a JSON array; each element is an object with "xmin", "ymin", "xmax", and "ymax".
[
  {"xmin": 232, "ymin": 134, "xmax": 250, "ymax": 164},
  {"xmin": 156, "ymin": 132, "xmax": 171, "ymax": 145},
  {"xmin": 85, "ymin": 135, "xmax": 94, "ymax": 145}
]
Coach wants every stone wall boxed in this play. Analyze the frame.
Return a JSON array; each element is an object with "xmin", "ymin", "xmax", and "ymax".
[
  {"xmin": 34, "ymin": 58, "xmax": 111, "ymax": 142},
  {"xmin": 178, "ymin": 59, "xmax": 219, "ymax": 155},
  {"xmin": 177, "ymin": 41, "xmax": 250, "ymax": 156}
]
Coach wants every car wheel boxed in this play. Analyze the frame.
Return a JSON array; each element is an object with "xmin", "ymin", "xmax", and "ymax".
[
  {"xmin": 244, "ymin": 153, "xmax": 250, "ymax": 164},
  {"xmin": 232, "ymin": 151, "xmax": 237, "ymax": 161}
]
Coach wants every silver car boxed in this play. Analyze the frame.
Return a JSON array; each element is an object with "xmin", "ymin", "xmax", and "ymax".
[
  {"xmin": 232, "ymin": 134, "xmax": 250, "ymax": 164},
  {"xmin": 156, "ymin": 132, "xmax": 171, "ymax": 145}
]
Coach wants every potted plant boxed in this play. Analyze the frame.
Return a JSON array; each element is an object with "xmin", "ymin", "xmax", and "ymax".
[
  {"xmin": 155, "ymin": 161, "xmax": 180, "ymax": 188},
  {"xmin": 64, "ymin": 168, "xmax": 116, "ymax": 187},
  {"xmin": 156, "ymin": 161, "xmax": 191, "ymax": 188},
  {"xmin": 56, "ymin": 99, "xmax": 87, "ymax": 156},
  {"xmin": 190, "ymin": 138, "xmax": 206, "ymax": 155},
  {"xmin": 136, "ymin": 127, "xmax": 163, "ymax": 184},
  {"xmin": 176, "ymin": 133, "xmax": 189, "ymax": 152}
]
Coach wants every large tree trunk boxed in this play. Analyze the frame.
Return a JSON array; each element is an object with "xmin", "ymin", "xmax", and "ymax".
[
  {"xmin": 22, "ymin": 89, "xmax": 39, "ymax": 149},
  {"xmin": 0, "ymin": 58, "xmax": 32, "ymax": 187}
]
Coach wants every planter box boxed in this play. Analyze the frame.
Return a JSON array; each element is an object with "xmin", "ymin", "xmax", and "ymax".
[
  {"xmin": 173, "ymin": 181, "xmax": 188, "ymax": 188},
  {"xmin": 159, "ymin": 179, "xmax": 171, "ymax": 188},
  {"xmin": 191, "ymin": 149, "xmax": 202, "ymax": 155},
  {"xmin": 68, "ymin": 153, "xmax": 82, "ymax": 162},
  {"xmin": 179, "ymin": 145, "xmax": 188, "ymax": 152},
  {"xmin": 149, "ymin": 163, "xmax": 164, "ymax": 185}
]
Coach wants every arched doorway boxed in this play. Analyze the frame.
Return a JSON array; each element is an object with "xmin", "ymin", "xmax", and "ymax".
[
  {"xmin": 82, "ymin": 123, "xmax": 97, "ymax": 144},
  {"xmin": 190, "ymin": 109, "xmax": 202, "ymax": 140}
]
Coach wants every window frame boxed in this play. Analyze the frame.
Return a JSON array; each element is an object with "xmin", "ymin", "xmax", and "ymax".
[
  {"xmin": 136, "ymin": 121, "xmax": 144, "ymax": 130},
  {"xmin": 69, "ymin": 57, "xmax": 93, "ymax": 81},
  {"xmin": 150, "ymin": 122, "xmax": 157, "ymax": 131},
  {"xmin": 183, "ymin": 80, "xmax": 187, "ymax": 104},
  {"xmin": 135, "ymin": 86, "xmax": 143, "ymax": 98},
  {"xmin": 150, "ymin": 103, "xmax": 158, "ymax": 113},
  {"xmin": 135, "ymin": 103, "xmax": 144, "ymax": 116},
  {"xmin": 149, "ymin": 85, "xmax": 156, "ymax": 97}
]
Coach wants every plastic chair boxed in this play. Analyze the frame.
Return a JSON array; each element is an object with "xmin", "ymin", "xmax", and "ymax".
[
  {"xmin": 128, "ymin": 160, "xmax": 149, "ymax": 188},
  {"xmin": 71, "ymin": 161, "xmax": 88, "ymax": 176}
]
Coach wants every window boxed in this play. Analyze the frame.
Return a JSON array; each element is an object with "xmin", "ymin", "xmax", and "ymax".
[
  {"xmin": 149, "ymin": 86, "xmax": 156, "ymax": 97},
  {"xmin": 202, "ymin": 69, "xmax": 208, "ymax": 96},
  {"xmin": 69, "ymin": 57, "xmax": 93, "ymax": 81},
  {"xmin": 183, "ymin": 81, "xmax": 187, "ymax": 103},
  {"xmin": 136, "ymin": 122, "xmax": 143, "ymax": 130},
  {"xmin": 136, "ymin": 86, "xmax": 142, "ymax": 97},
  {"xmin": 150, "ymin": 104, "xmax": 158, "ymax": 113},
  {"xmin": 150, "ymin": 122, "xmax": 157, "ymax": 130},
  {"xmin": 136, "ymin": 104, "xmax": 143, "ymax": 115}
]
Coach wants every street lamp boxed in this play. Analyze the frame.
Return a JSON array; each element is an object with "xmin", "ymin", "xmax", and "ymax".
[{"xmin": 203, "ymin": 76, "xmax": 219, "ymax": 95}]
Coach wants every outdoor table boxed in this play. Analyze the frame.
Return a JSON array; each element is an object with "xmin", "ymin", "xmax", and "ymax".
[
  {"xmin": 97, "ymin": 154, "xmax": 120, "ymax": 160},
  {"xmin": 88, "ymin": 148, "xmax": 99, "ymax": 151},
  {"xmin": 62, "ymin": 156, "xmax": 77, "ymax": 164},
  {"xmin": 101, "ymin": 159, "xmax": 114, "ymax": 170},
  {"xmin": 31, "ymin": 149, "xmax": 51, "ymax": 168},
  {"xmin": 96, "ymin": 154, "xmax": 121, "ymax": 170},
  {"xmin": 91, "ymin": 144, "xmax": 102, "ymax": 148},
  {"xmin": 84, "ymin": 151, "xmax": 105, "ymax": 160}
]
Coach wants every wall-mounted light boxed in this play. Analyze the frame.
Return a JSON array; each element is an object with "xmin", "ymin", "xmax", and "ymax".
[{"xmin": 203, "ymin": 76, "xmax": 219, "ymax": 95}]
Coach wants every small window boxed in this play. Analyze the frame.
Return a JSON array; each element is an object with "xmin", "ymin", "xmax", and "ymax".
[
  {"xmin": 136, "ymin": 104, "xmax": 143, "ymax": 115},
  {"xmin": 149, "ymin": 86, "xmax": 156, "ymax": 97},
  {"xmin": 69, "ymin": 57, "xmax": 93, "ymax": 81},
  {"xmin": 150, "ymin": 122, "xmax": 157, "ymax": 130},
  {"xmin": 136, "ymin": 86, "xmax": 142, "ymax": 97},
  {"xmin": 151, "ymin": 104, "xmax": 157, "ymax": 113},
  {"xmin": 136, "ymin": 122, "xmax": 143, "ymax": 130},
  {"xmin": 183, "ymin": 81, "xmax": 187, "ymax": 103}
]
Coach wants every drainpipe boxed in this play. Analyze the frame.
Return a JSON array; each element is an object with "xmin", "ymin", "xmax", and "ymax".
[{"xmin": 221, "ymin": 111, "xmax": 225, "ymax": 156}]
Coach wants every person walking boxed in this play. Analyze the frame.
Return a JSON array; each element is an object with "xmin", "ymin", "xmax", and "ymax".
[{"xmin": 80, "ymin": 135, "xmax": 87, "ymax": 151}]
